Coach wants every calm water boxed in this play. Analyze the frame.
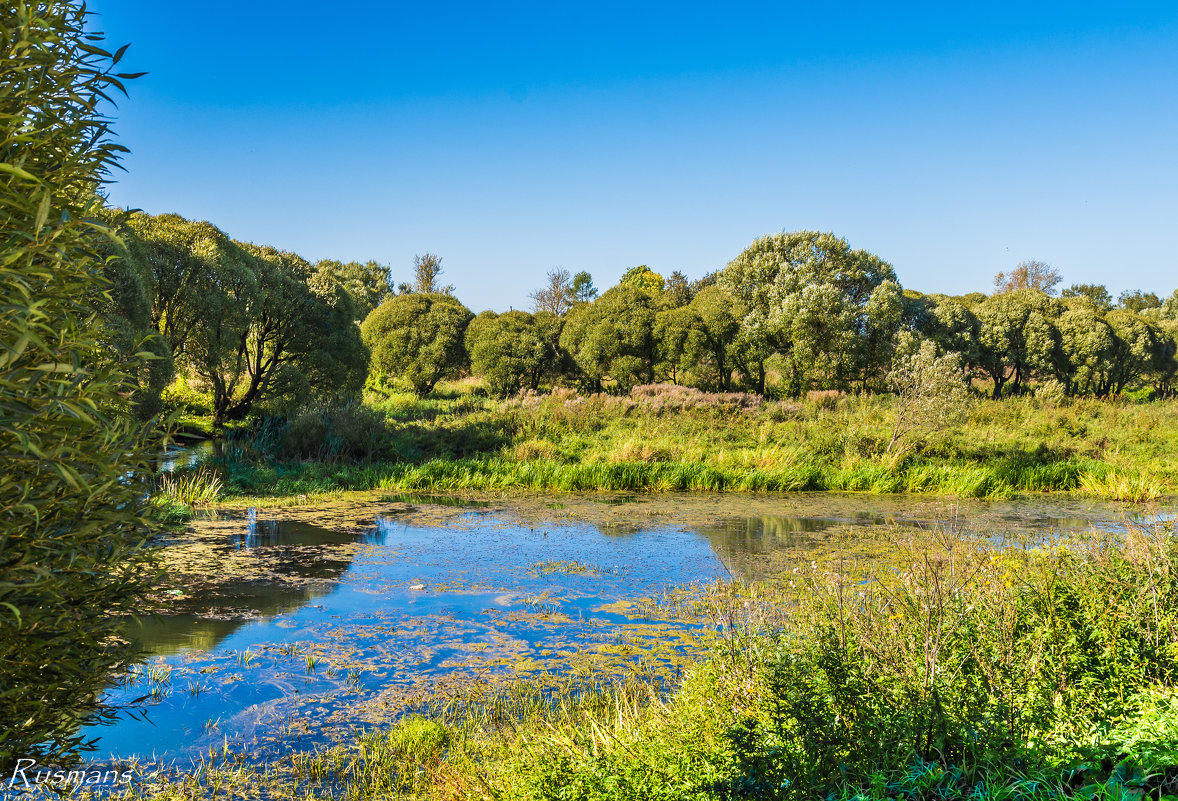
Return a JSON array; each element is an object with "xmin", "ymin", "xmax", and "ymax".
[{"xmin": 79, "ymin": 494, "xmax": 1170, "ymax": 767}]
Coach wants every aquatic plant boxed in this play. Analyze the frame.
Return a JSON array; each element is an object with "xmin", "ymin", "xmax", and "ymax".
[{"xmin": 156, "ymin": 465, "xmax": 224, "ymax": 506}]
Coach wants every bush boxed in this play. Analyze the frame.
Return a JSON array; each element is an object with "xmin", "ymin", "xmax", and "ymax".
[
  {"xmin": 1, "ymin": 4, "xmax": 160, "ymax": 765},
  {"xmin": 328, "ymin": 403, "xmax": 386, "ymax": 460},
  {"xmin": 284, "ymin": 412, "xmax": 330, "ymax": 458}
]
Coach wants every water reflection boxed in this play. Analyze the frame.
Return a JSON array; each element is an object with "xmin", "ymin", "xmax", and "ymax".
[
  {"xmin": 79, "ymin": 496, "xmax": 1174, "ymax": 767},
  {"xmin": 125, "ymin": 517, "xmax": 379, "ymax": 658}
]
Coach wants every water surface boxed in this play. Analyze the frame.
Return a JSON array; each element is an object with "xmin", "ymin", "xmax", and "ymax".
[{"xmin": 82, "ymin": 492, "xmax": 1170, "ymax": 766}]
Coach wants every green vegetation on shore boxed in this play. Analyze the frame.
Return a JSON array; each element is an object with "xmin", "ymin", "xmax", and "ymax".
[{"xmin": 168, "ymin": 384, "xmax": 1175, "ymax": 504}]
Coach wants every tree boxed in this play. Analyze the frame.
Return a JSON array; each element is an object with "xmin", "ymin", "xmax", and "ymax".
[
  {"xmin": 571, "ymin": 270, "xmax": 598, "ymax": 303},
  {"xmin": 654, "ymin": 305, "xmax": 699, "ymax": 384},
  {"xmin": 466, "ymin": 310, "xmax": 554, "ymax": 396},
  {"xmin": 1161, "ymin": 288, "xmax": 1178, "ymax": 320},
  {"xmin": 662, "ymin": 270, "xmax": 693, "ymax": 309},
  {"xmin": 886, "ymin": 340, "xmax": 971, "ymax": 455},
  {"xmin": 1056, "ymin": 300, "xmax": 1116, "ymax": 395},
  {"xmin": 993, "ymin": 260, "xmax": 1061, "ymax": 295},
  {"xmin": 1061, "ymin": 283, "xmax": 1113, "ymax": 311},
  {"xmin": 687, "ymin": 285, "xmax": 741, "ymax": 390},
  {"xmin": 1117, "ymin": 289, "xmax": 1162, "ymax": 313},
  {"xmin": 119, "ymin": 211, "xmax": 255, "ymax": 361},
  {"xmin": 410, "ymin": 251, "xmax": 453, "ymax": 295},
  {"xmin": 719, "ymin": 231, "xmax": 901, "ymax": 395},
  {"xmin": 975, "ymin": 289, "xmax": 1063, "ymax": 398},
  {"xmin": 361, "ymin": 293, "xmax": 473, "ymax": 395},
  {"xmin": 91, "ymin": 208, "xmax": 172, "ymax": 419},
  {"xmin": 559, "ymin": 285, "xmax": 658, "ymax": 393},
  {"xmin": 184, "ymin": 244, "xmax": 368, "ymax": 425},
  {"xmin": 1, "ymin": 2, "xmax": 160, "ymax": 763},
  {"xmin": 620, "ymin": 264, "xmax": 665, "ymax": 293},
  {"xmin": 529, "ymin": 268, "xmax": 574, "ymax": 315},
  {"xmin": 313, "ymin": 258, "xmax": 392, "ymax": 320},
  {"xmin": 1101, "ymin": 310, "xmax": 1167, "ymax": 396},
  {"xmin": 910, "ymin": 294, "xmax": 981, "ymax": 377}
]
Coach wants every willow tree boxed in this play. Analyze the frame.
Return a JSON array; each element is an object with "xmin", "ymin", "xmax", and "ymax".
[
  {"xmin": 1, "ymin": 3, "xmax": 159, "ymax": 764},
  {"xmin": 120, "ymin": 211, "xmax": 254, "ymax": 360},
  {"xmin": 184, "ymin": 243, "xmax": 368, "ymax": 424},
  {"xmin": 361, "ymin": 293, "xmax": 472, "ymax": 395},
  {"xmin": 559, "ymin": 284, "xmax": 659, "ymax": 393},
  {"xmin": 1056, "ymin": 299, "xmax": 1116, "ymax": 396},
  {"xmin": 719, "ymin": 231, "xmax": 902, "ymax": 394},
  {"xmin": 466, "ymin": 310, "xmax": 553, "ymax": 396},
  {"xmin": 312, "ymin": 258, "xmax": 392, "ymax": 320},
  {"xmin": 975, "ymin": 289, "xmax": 1063, "ymax": 398}
]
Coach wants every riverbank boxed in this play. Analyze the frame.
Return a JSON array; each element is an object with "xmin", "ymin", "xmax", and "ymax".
[{"xmin": 170, "ymin": 387, "xmax": 1178, "ymax": 506}]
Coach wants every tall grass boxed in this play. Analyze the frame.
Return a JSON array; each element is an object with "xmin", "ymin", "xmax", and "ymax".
[
  {"xmin": 225, "ymin": 455, "xmax": 1128, "ymax": 501},
  {"xmin": 213, "ymin": 387, "xmax": 1178, "ymax": 501},
  {"xmin": 155, "ymin": 465, "xmax": 223, "ymax": 506}
]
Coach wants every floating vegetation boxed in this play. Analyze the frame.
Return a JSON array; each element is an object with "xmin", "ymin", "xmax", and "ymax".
[
  {"xmin": 528, "ymin": 559, "xmax": 602, "ymax": 576},
  {"xmin": 81, "ymin": 493, "xmax": 1175, "ymax": 782}
]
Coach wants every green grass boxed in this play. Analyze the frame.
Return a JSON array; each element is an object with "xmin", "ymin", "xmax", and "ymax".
[{"xmin": 197, "ymin": 383, "xmax": 1178, "ymax": 500}]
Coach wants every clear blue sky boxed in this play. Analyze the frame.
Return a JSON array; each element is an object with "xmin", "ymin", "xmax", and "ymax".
[{"xmin": 93, "ymin": 1, "xmax": 1178, "ymax": 312}]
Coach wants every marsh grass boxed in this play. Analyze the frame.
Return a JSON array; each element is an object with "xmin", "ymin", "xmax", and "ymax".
[
  {"xmin": 213, "ymin": 388, "xmax": 1178, "ymax": 501},
  {"xmin": 155, "ymin": 465, "xmax": 223, "ymax": 506},
  {"xmin": 1079, "ymin": 466, "xmax": 1164, "ymax": 502}
]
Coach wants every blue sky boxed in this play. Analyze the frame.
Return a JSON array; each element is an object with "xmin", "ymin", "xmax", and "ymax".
[{"xmin": 93, "ymin": 2, "xmax": 1178, "ymax": 312}]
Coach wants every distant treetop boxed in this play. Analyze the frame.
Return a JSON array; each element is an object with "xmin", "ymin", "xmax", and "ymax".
[{"xmin": 993, "ymin": 260, "xmax": 1062, "ymax": 295}]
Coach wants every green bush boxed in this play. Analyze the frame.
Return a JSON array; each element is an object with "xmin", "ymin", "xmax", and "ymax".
[
  {"xmin": 284, "ymin": 411, "xmax": 330, "ymax": 458},
  {"xmin": 0, "ymin": 3, "xmax": 160, "ymax": 765}
]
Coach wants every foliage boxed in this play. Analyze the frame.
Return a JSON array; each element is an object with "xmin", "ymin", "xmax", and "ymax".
[
  {"xmin": 1118, "ymin": 289, "xmax": 1162, "ymax": 312},
  {"xmin": 571, "ymin": 270, "xmax": 598, "ymax": 303},
  {"xmin": 466, "ymin": 310, "xmax": 556, "ymax": 396},
  {"xmin": 1061, "ymin": 283, "xmax": 1113, "ymax": 311},
  {"xmin": 560, "ymin": 285, "xmax": 659, "ymax": 393},
  {"xmin": 620, "ymin": 264, "xmax": 666, "ymax": 294},
  {"xmin": 885, "ymin": 340, "xmax": 971, "ymax": 454},
  {"xmin": 183, "ymin": 241, "xmax": 368, "ymax": 424},
  {"xmin": 993, "ymin": 259, "xmax": 1062, "ymax": 295},
  {"xmin": 719, "ymin": 231, "xmax": 902, "ymax": 395},
  {"xmin": 683, "ymin": 285, "xmax": 735, "ymax": 391},
  {"xmin": 312, "ymin": 258, "xmax": 392, "ymax": 319},
  {"xmin": 1057, "ymin": 299, "xmax": 1116, "ymax": 395},
  {"xmin": 975, "ymin": 289, "xmax": 1063, "ymax": 397},
  {"xmin": 0, "ymin": 1, "xmax": 160, "ymax": 764},
  {"xmin": 362, "ymin": 293, "xmax": 473, "ymax": 395},
  {"xmin": 662, "ymin": 269, "xmax": 693, "ymax": 309},
  {"xmin": 407, "ymin": 251, "xmax": 453, "ymax": 295}
]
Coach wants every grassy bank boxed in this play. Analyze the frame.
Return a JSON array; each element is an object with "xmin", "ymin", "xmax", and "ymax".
[
  {"xmin": 99, "ymin": 521, "xmax": 1178, "ymax": 800},
  {"xmin": 176, "ymin": 384, "xmax": 1178, "ymax": 503}
]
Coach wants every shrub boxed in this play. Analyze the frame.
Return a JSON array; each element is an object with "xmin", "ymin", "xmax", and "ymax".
[
  {"xmin": 1, "ymin": 3, "xmax": 160, "ymax": 765},
  {"xmin": 284, "ymin": 412, "xmax": 330, "ymax": 458}
]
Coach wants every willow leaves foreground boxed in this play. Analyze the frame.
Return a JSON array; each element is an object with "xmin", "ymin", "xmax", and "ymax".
[{"xmin": 1, "ymin": 2, "xmax": 160, "ymax": 766}]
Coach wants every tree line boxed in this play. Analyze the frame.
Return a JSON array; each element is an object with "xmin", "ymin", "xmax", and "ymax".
[{"xmin": 102, "ymin": 214, "xmax": 1178, "ymax": 420}]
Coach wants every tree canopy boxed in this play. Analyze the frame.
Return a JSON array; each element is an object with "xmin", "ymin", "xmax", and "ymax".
[{"xmin": 362, "ymin": 293, "xmax": 473, "ymax": 395}]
